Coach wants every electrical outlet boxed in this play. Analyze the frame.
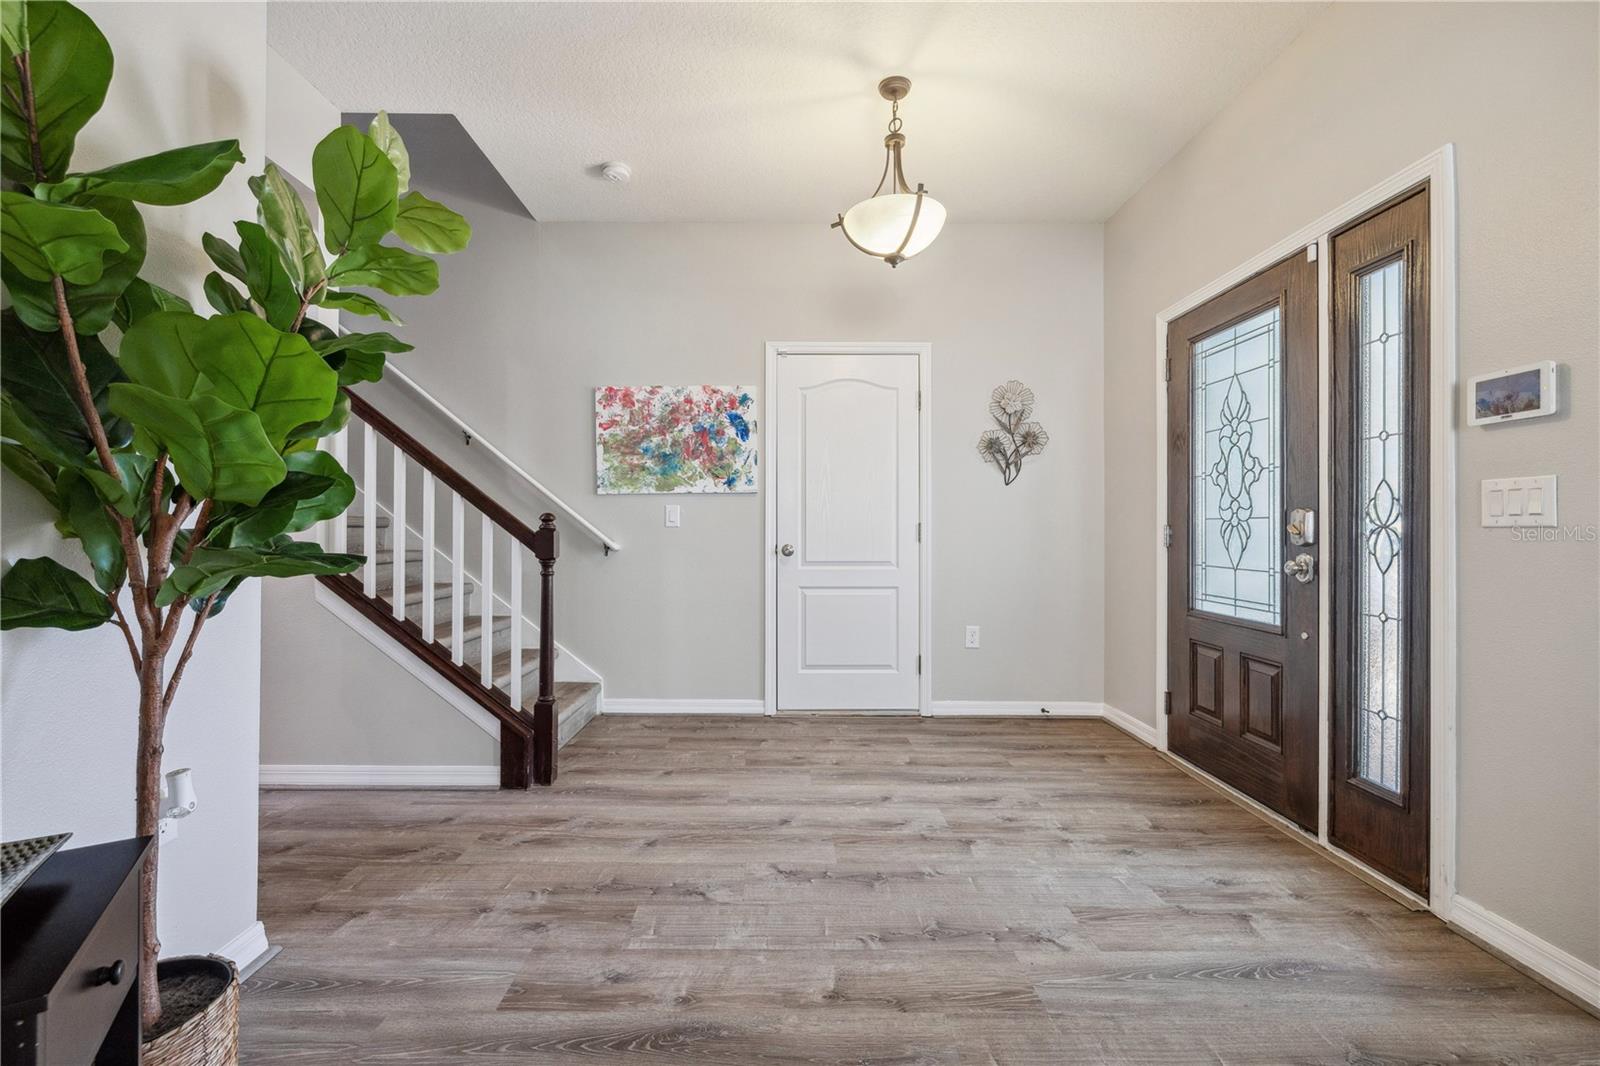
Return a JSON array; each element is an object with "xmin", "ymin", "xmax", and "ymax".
[
  {"xmin": 964, "ymin": 626, "xmax": 980, "ymax": 649},
  {"xmin": 664, "ymin": 505, "xmax": 681, "ymax": 528}
]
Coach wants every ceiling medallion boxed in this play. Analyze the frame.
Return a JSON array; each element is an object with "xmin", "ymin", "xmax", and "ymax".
[{"xmin": 831, "ymin": 75, "xmax": 947, "ymax": 267}]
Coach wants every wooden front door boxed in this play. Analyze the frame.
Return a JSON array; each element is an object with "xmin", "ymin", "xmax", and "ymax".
[{"xmin": 1167, "ymin": 252, "xmax": 1320, "ymax": 830}]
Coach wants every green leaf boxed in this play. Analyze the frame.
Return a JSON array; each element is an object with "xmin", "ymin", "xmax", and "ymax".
[
  {"xmin": 35, "ymin": 139, "xmax": 245, "ymax": 205},
  {"xmin": 195, "ymin": 313, "xmax": 337, "ymax": 449},
  {"xmin": 0, "ymin": 191, "xmax": 128, "ymax": 283},
  {"xmin": 249, "ymin": 162, "xmax": 324, "ymax": 291},
  {"xmin": 3, "ymin": 195, "xmax": 146, "ymax": 334},
  {"xmin": 80, "ymin": 450, "xmax": 155, "ymax": 522},
  {"xmin": 2, "ymin": 441, "xmax": 58, "ymax": 504},
  {"xmin": 309, "ymin": 330, "xmax": 412, "ymax": 386},
  {"xmin": 393, "ymin": 190, "xmax": 471, "ymax": 255},
  {"xmin": 0, "ymin": 1, "xmax": 112, "ymax": 184},
  {"xmin": 0, "ymin": 308, "xmax": 130, "ymax": 450},
  {"xmin": 107, "ymin": 384, "xmax": 285, "ymax": 505},
  {"xmin": 1, "ymin": 392, "xmax": 89, "ymax": 471},
  {"xmin": 112, "ymin": 276, "xmax": 192, "ymax": 332},
  {"xmin": 311, "ymin": 126, "xmax": 397, "ymax": 254},
  {"xmin": 328, "ymin": 243, "xmax": 438, "ymax": 296},
  {"xmin": 0, "ymin": 555, "xmax": 111, "ymax": 630},
  {"xmin": 317, "ymin": 288, "xmax": 401, "ymax": 324},
  {"xmin": 236, "ymin": 221, "xmax": 299, "ymax": 329},
  {"xmin": 118, "ymin": 309, "xmax": 207, "ymax": 399},
  {"xmin": 1, "ymin": 0, "xmax": 28, "ymax": 55},
  {"xmin": 208, "ymin": 470, "xmax": 335, "ymax": 547},
  {"xmin": 281, "ymin": 450, "xmax": 355, "ymax": 532},
  {"xmin": 195, "ymin": 573, "xmax": 245, "ymax": 616},
  {"xmin": 202, "ymin": 231, "xmax": 247, "ymax": 282},
  {"xmin": 55, "ymin": 467, "xmax": 124, "ymax": 591},
  {"xmin": 284, "ymin": 390, "xmax": 349, "ymax": 444},
  {"xmin": 309, "ymin": 330, "xmax": 413, "ymax": 359},
  {"xmin": 368, "ymin": 110, "xmax": 410, "ymax": 195},
  {"xmin": 203, "ymin": 271, "xmax": 249, "ymax": 315},
  {"xmin": 158, "ymin": 535, "xmax": 361, "ymax": 605}
]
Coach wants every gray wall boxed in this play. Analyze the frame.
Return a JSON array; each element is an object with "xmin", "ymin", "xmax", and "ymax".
[
  {"xmin": 260, "ymin": 219, "xmax": 1105, "ymax": 763},
  {"xmin": 1102, "ymin": 2, "xmax": 1598, "ymax": 965}
]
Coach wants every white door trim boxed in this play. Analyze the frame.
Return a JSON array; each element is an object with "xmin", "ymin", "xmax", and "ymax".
[
  {"xmin": 1151, "ymin": 146, "xmax": 1458, "ymax": 918},
  {"xmin": 764, "ymin": 341, "xmax": 933, "ymax": 717}
]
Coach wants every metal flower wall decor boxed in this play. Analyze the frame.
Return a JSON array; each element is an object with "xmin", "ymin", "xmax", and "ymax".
[{"xmin": 977, "ymin": 381, "xmax": 1049, "ymax": 485}]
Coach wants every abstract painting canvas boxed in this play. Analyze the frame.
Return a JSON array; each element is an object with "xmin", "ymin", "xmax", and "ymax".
[{"xmin": 595, "ymin": 385, "xmax": 758, "ymax": 493}]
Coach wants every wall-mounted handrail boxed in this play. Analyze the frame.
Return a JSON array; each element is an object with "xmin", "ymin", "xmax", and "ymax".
[{"xmin": 373, "ymin": 364, "xmax": 623, "ymax": 554}]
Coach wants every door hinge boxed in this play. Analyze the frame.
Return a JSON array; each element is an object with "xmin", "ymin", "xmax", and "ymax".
[
  {"xmin": 1162, "ymin": 523, "xmax": 1173, "ymax": 549},
  {"xmin": 917, "ymin": 654, "xmax": 922, "ymax": 675},
  {"xmin": 1164, "ymin": 356, "xmax": 1172, "ymax": 383},
  {"xmin": 917, "ymin": 390, "xmax": 922, "ymax": 411},
  {"xmin": 1163, "ymin": 690, "xmax": 1173, "ymax": 716},
  {"xmin": 916, "ymin": 521, "xmax": 922, "ymax": 542}
]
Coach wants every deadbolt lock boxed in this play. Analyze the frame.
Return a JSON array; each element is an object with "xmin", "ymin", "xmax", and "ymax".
[{"xmin": 1287, "ymin": 507, "xmax": 1316, "ymax": 546}]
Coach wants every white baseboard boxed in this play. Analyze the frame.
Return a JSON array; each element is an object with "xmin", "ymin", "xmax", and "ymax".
[
  {"xmin": 1100, "ymin": 703, "xmax": 1159, "ymax": 747},
  {"xmin": 215, "ymin": 920, "xmax": 270, "ymax": 972},
  {"xmin": 260, "ymin": 764, "xmax": 498, "ymax": 788},
  {"xmin": 928, "ymin": 700, "xmax": 1102, "ymax": 718},
  {"xmin": 1450, "ymin": 895, "xmax": 1600, "ymax": 1011},
  {"xmin": 603, "ymin": 698, "xmax": 765, "ymax": 715}
]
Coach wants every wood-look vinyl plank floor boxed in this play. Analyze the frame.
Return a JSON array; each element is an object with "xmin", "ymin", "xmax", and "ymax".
[{"xmin": 242, "ymin": 716, "xmax": 1598, "ymax": 1064}]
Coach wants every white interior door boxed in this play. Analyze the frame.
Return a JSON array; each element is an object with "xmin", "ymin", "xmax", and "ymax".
[{"xmin": 775, "ymin": 351, "xmax": 921, "ymax": 711}]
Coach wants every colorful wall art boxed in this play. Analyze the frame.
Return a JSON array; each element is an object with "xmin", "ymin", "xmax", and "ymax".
[{"xmin": 595, "ymin": 385, "xmax": 758, "ymax": 494}]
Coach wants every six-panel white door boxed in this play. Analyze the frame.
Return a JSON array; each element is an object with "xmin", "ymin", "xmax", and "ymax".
[{"xmin": 775, "ymin": 352, "xmax": 921, "ymax": 711}]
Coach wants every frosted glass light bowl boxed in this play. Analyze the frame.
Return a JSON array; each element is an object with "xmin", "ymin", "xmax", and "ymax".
[{"xmin": 840, "ymin": 192, "xmax": 947, "ymax": 262}]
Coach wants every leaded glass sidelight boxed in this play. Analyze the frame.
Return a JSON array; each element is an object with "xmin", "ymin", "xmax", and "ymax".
[
  {"xmin": 1355, "ymin": 259, "xmax": 1406, "ymax": 793},
  {"xmin": 1191, "ymin": 306, "xmax": 1282, "ymax": 626}
]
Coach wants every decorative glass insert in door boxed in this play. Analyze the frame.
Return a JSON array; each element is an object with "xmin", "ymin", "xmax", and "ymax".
[
  {"xmin": 1355, "ymin": 259, "xmax": 1406, "ymax": 793},
  {"xmin": 1191, "ymin": 306, "xmax": 1282, "ymax": 626}
]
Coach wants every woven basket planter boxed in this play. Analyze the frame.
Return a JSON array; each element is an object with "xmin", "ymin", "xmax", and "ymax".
[{"xmin": 143, "ymin": 955, "xmax": 240, "ymax": 1066}]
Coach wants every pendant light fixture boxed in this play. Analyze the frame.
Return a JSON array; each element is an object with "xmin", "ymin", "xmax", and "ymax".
[{"xmin": 832, "ymin": 75, "xmax": 946, "ymax": 267}]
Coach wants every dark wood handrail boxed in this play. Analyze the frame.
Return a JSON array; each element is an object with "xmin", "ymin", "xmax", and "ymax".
[
  {"xmin": 340, "ymin": 386, "xmax": 563, "ymax": 788},
  {"xmin": 344, "ymin": 388, "xmax": 544, "ymax": 553}
]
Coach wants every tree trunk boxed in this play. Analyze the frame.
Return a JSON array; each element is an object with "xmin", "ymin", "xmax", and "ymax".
[{"xmin": 135, "ymin": 655, "xmax": 166, "ymax": 1030}]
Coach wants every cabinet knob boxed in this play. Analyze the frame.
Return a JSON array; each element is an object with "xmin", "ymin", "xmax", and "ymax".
[{"xmin": 92, "ymin": 959, "xmax": 125, "ymax": 987}]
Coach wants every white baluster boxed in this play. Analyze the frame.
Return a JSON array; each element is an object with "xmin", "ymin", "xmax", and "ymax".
[
  {"xmin": 362, "ymin": 423, "xmax": 377, "ymax": 598},
  {"xmin": 330, "ymin": 424, "xmax": 349, "ymax": 554},
  {"xmin": 391, "ymin": 447, "xmax": 407, "ymax": 621},
  {"xmin": 421, "ymin": 471, "xmax": 436, "ymax": 642},
  {"xmin": 510, "ymin": 548, "xmax": 523, "ymax": 709},
  {"xmin": 451, "ymin": 493, "xmax": 465, "ymax": 664},
  {"xmin": 480, "ymin": 514, "xmax": 494, "ymax": 687}
]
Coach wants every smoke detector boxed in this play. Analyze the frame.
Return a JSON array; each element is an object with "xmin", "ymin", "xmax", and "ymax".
[{"xmin": 600, "ymin": 161, "xmax": 632, "ymax": 184}]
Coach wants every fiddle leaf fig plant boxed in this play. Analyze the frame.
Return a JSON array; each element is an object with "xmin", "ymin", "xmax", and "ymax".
[{"xmin": 0, "ymin": 0, "xmax": 472, "ymax": 1029}]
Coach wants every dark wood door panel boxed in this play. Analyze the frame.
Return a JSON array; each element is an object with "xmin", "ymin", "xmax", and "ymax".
[
  {"xmin": 1168, "ymin": 250, "xmax": 1319, "ymax": 832},
  {"xmin": 1329, "ymin": 187, "xmax": 1431, "ymax": 894}
]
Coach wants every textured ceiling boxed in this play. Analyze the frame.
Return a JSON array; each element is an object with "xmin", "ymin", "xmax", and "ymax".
[{"xmin": 269, "ymin": 2, "xmax": 1321, "ymax": 223}]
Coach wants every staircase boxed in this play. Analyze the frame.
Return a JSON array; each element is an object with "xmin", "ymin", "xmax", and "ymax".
[{"xmin": 314, "ymin": 389, "xmax": 602, "ymax": 787}]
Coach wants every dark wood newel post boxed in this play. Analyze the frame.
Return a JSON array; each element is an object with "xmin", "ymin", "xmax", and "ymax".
[{"xmin": 532, "ymin": 513, "xmax": 560, "ymax": 785}]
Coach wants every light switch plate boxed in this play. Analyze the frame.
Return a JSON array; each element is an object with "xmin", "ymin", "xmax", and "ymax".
[
  {"xmin": 664, "ymin": 505, "xmax": 681, "ymax": 528},
  {"xmin": 1481, "ymin": 475, "xmax": 1557, "ymax": 527}
]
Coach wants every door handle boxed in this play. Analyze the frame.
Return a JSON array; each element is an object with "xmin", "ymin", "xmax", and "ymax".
[
  {"xmin": 1284, "ymin": 552, "xmax": 1316, "ymax": 584},
  {"xmin": 778, "ymin": 544, "xmax": 795, "ymax": 557}
]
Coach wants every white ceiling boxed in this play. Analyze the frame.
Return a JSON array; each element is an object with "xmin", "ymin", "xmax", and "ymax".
[{"xmin": 270, "ymin": 2, "xmax": 1321, "ymax": 223}]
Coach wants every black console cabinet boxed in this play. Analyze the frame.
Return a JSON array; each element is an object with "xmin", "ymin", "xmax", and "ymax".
[{"xmin": 2, "ymin": 837, "xmax": 151, "ymax": 1066}]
